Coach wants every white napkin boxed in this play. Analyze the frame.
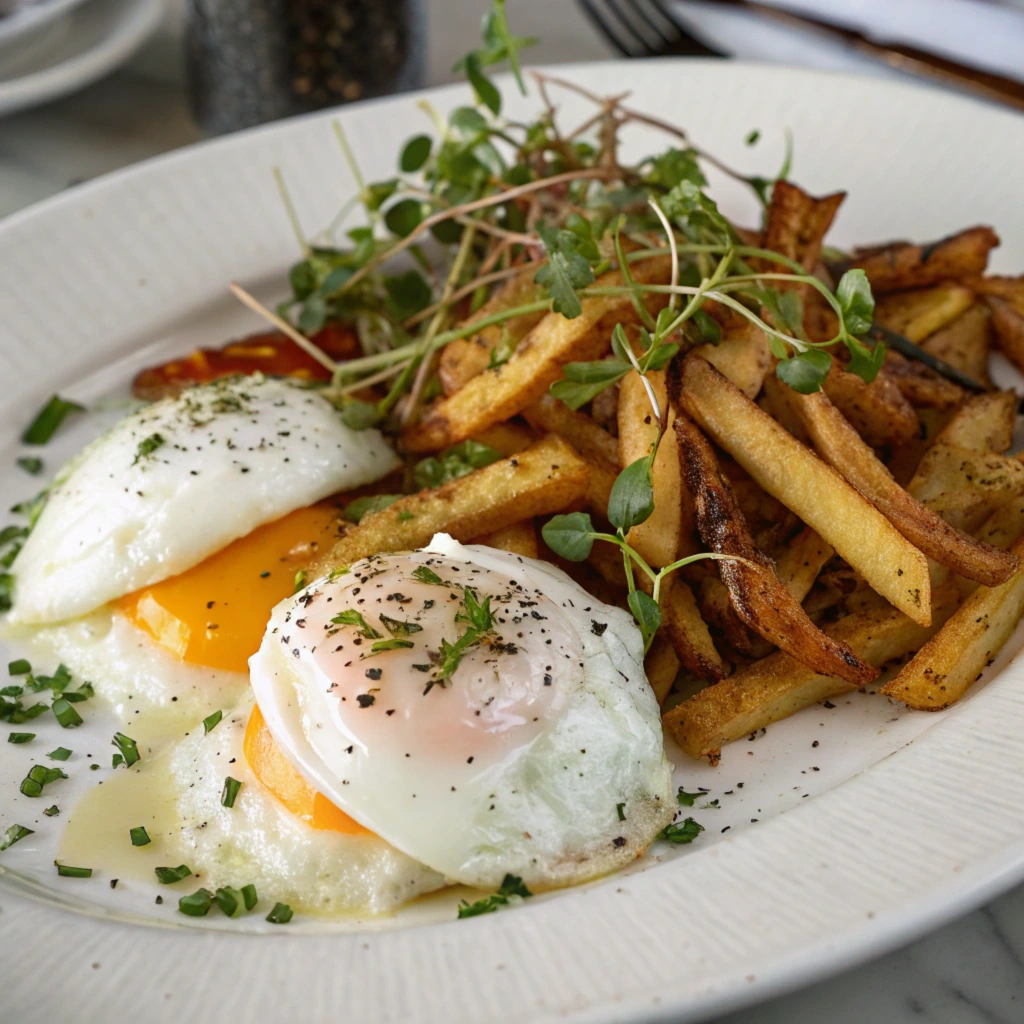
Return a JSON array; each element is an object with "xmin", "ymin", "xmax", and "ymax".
[{"xmin": 672, "ymin": 0, "xmax": 1024, "ymax": 84}]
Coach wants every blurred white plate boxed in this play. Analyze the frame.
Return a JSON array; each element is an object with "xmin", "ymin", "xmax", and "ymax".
[
  {"xmin": 0, "ymin": 0, "xmax": 161, "ymax": 118},
  {"xmin": 1, "ymin": 61, "xmax": 1024, "ymax": 1024},
  {"xmin": 0, "ymin": 0, "xmax": 89, "ymax": 49}
]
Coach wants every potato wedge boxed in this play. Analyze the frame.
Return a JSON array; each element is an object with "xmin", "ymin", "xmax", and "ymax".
[
  {"xmin": 618, "ymin": 369, "xmax": 688, "ymax": 567},
  {"xmin": 474, "ymin": 519, "xmax": 539, "ymax": 559},
  {"xmin": 645, "ymin": 635, "xmax": 681, "ymax": 705},
  {"xmin": 934, "ymin": 391, "xmax": 1016, "ymax": 454},
  {"xmin": 405, "ymin": 256, "xmax": 672, "ymax": 452},
  {"xmin": 849, "ymin": 227, "xmax": 999, "ymax": 293},
  {"xmin": 675, "ymin": 414, "xmax": 876, "ymax": 684},
  {"xmin": 874, "ymin": 284, "xmax": 975, "ymax": 342},
  {"xmin": 773, "ymin": 526, "xmax": 834, "ymax": 602},
  {"xmin": 438, "ymin": 268, "xmax": 547, "ymax": 394},
  {"xmin": 986, "ymin": 295, "xmax": 1024, "ymax": 375},
  {"xmin": 693, "ymin": 322, "xmax": 773, "ymax": 399},
  {"xmin": 662, "ymin": 575, "xmax": 727, "ymax": 683},
  {"xmin": 965, "ymin": 274, "xmax": 1024, "ymax": 312},
  {"xmin": 471, "ymin": 420, "xmax": 536, "ymax": 456},
  {"xmin": 959, "ymin": 497, "xmax": 1024, "ymax": 600},
  {"xmin": 920, "ymin": 304, "xmax": 992, "ymax": 388},
  {"xmin": 665, "ymin": 590, "xmax": 958, "ymax": 763},
  {"xmin": 822, "ymin": 364, "xmax": 920, "ymax": 449},
  {"xmin": 779, "ymin": 383, "xmax": 1018, "ymax": 586},
  {"xmin": 882, "ymin": 534, "xmax": 1024, "ymax": 710},
  {"xmin": 310, "ymin": 435, "xmax": 588, "ymax": 572},
  {"xmin": 756, "ymin": 181, "xmax": 845, "ymax": 276},
  {"xmin": 882, "ymin": 353, "xmax": 966, "ymax": 410},
  {"xmin": 675, "ymin": 355, "xmax": 932, "ymax": 625}
]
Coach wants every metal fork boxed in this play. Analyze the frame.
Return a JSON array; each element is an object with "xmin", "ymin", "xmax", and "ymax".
[{"xmin": 577, "ymin": 0, "xmax": 725, "ymax": 58}]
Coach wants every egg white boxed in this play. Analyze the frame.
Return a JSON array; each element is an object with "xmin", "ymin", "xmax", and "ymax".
[
  {"xmin": 8, "ymin": 375, "xmax": 400, "ymax": 625},
  {"xmin": 167, "ymin": 699, "xmax": 447, "ymax": 914},
  {"xmin": 250, "ymin": 534, "xmax": 675, "ymax": 893}
]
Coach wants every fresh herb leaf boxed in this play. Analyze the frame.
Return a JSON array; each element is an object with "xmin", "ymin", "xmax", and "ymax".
[
  {"xmin": 411, "ymin": 565, "xmax": 445, "ymax": 586},
  {"xmin": 331, "ymin": 609, "xmax": 382, "ymax": 639},
  {"xmin": 293, "ymin": 570, "xmax": 307, "ymax": 594},
  {"xmin": 129, "ymin": 826, "xmax": 151, "ymax": 847},
  {"xmin": 457, "ymin": 873, "xmax": 532, "ymax": 918},
  {"xmin": 111, "ymin": 732, "xmax": 140, "ymax": 766},
  {"xmin": 400, "ymin": 134, "xmax": 432, "ymax": 173},
  {"xmin": 22, "ymin": 395, "xmax": 84, "ymax": 446},
  {"xmin": 132, "ymin": 433, "xmax": 165, "ymax": 465},
  {"xmin": 342, "ymin": 494, "xmax": 402, "ymax": 524},
  {"xmin": 676, "ymin": 788, "xmax": 705, "ymax": 807},
  {"xmin": 776, "ymin": 349, "xmax": 832, "ymax": 394},
  {"xmin": 8, "ymin": 659, "xmax": 31, "ymax": 676},
  {"xmin": 457, "ymin": 587, "xmax": 493, "ymax": 632},
  {"xmin": 627, "ymin": 590, "xmax": 662, "ymax": 646},
  {"xmin": 0, "ymin": 823, "xmax": 33, "ymax": 851},
  {"xmin": 846, "ymin": 335, "xmax": 886, "ymax": 384},
  {"xmin": 658, "ymin": 817, "xmax": 704, "ymax": 844},
  {"xmin": 8, "ymin": 732, "xmax": 34, "ymax": 744},
  {"xmin": 43, "ymin": 805, "xmax": 59, "ymax": 817},
  {"xmin": 16, "ymin": 457, "xmax": 42, "ymax": 475},
  {"xmin": 378, "ymin": 614, "xmax": 423, "ymax": 637},
  {"xmin": 413, "ymin": 440, "xmax": 503, "ymax": 490},
  {"xmin": 155, "ymin": 864, "xmax": 193, "ymax": 884},
  {"xmin": 541, "ymin": 511, "xmax": 595, "ymax": 561},
  {"xmin": 370, "ymin": 638, "xmax": 414, "ymax": 653},
  {"xmin": 608, "ymin": 456, "xmax": 656, "ymax": 533},
  {"xmin": 48, "ymin": 746, "xmax": 72, "ymax": 760},
  {"xmin": 221, "ymin": 776, "xmax": 242, "ymax": 808},
  {"xmin": 534, "ymin": 224, "xmax": 597, "ymax": 319},
  {"xmin": 202, "ymin": 710, "xmax": 223, "ymax": 734},
  {"xmin": 384, "ymin": 269, "xmax": 433, "ymax": 321},
  {"xmin": 384, "ymin": 198, "xmax": 425, "ymax": 238},
  {"xmin": 836, "ymin": 268, "xmax": 875, "ymax": 337},
  {"xmin": 549, "ymin": 359, "xmax": 630, "ymax": 410},
  {"xmin": 52, "ymin": 698, "xmax": 83, "ymax": 729},
  {"xmin": 463, "ymin": 52, "xmax": 501, "ymax": 115}
]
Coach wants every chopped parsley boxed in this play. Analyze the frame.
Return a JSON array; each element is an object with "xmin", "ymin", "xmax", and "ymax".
[
  {"xmin": 676, "ymin": 788, "xmax": 705, "ymax": 807},
  {"xmin": 658, "ymin": 817, "xmax": 704, "ymax": 845},
  {"xmin": 132, "ymin": 432, "xmax": 165, "ymax": 465},
  {"xmin": 457, "ymin": 874, "xmax": 532, "ymax": 918},
  {"xmin": 331, "ymin": 609, "xmax": 381, "ymax": 639}
]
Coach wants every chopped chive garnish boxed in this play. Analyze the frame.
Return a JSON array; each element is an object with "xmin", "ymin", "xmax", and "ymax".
[
  {"xmin": 215, "ymin": 886, "xmax": 245, "ymax": 918},
  {"xmin": 8, "ymin": 659, "xmax": 30, "ymax": 676},
  {"xmin": 265, "ymin": 902, "xmax": 293, "ymax": 924},
  {"xmin": 21, "ymin": 703, "xmax": 48, "ymax": 720},
  {"xmin": 23, "ymin": 395, "xmax": 85, "ymax": 445},
  {"xmin": 52, "ymin": 698, "xmax": 83, "ymax": 728},
  {"xmin": 55, "ymin": 863, "xmax": 92, "ymax": 878},
  {"xmin": 90, "ymin": 763, "xmax": 100, "ymax": 771},
  {"xmin": 8, "ymin": 732, "xmax": 34, "ymax": 744},
  {"xmin": 0, "ymin": 574, "xmax": 12, "ymax": 613},
  {"xmin": 616, "ymin": 802, "xmax": 626, "ymax": 821},
  {"xmin": 221, "ymin": 776, "xmax": 242, "ymax": 808},
  {"xmin": 48, "ymin": 747, "xmax": 71, "ymax": 761},
  {"xmin": 155, "ymin": 864, "xmax": 192, "ymax": 884},
  {"xmin": 20, "ymin": 764, "xmax": 66, "ymax": 796},
  {"xmin": 202, "ymin": 710, "xmax": 222, "ymax": 734},
  {"xmin": 16, "ymin": 457, "xmax": 43, "ymax": 475},
  {"xmin": 129, "ymin": 826, "xmax": 151, "ymax": 847},
  {"xmin": 178, "ymin": 888, "xmax": 214, "ymax": 917},
  {"xmin": 241, "ymin": 883, "xmax": 258, "ymax": 911},
  {"xmin": 43, "ymin": 805, "xmax": 59, "ymax": 817},
  {"xmin": 0, "ymin": 685, "xmax": 23, "ymax": 697},
  {"xmin": 293, "ymin": 569, "xmax": 307, "ymax": 593},
  {"xmin": 111, "ymin": 732, "xmax": 140, "ymax": 767},
  {"xmin": 0, "ymin": 823, "xmax": 33, "ymax": 851}
]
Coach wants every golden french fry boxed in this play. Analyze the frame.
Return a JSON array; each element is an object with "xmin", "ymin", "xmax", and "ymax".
[
  {"xmin": 644, "ymin": 635, "xmax": 680, "ymax": 705},
  {"xmin": 986, "ymin": 295, "xmax": 1024, "ymax": 376},
  {"xmin": 523, "ymin": 393, "xmax": 620, "ymax": 467},
  {"xmin": 665, "ymin": 592, "xmax": 957, "ymax": 763},
  {"xmin": 676, "ymin": 355, "xmax": 932, "ymax": 625},
  {"xmin": 779, "ymin": 383, "xmax": 1018, "ymax": 586},
  {"xmin": 471, "ymin": 421, "xmax": 537, "ymax": 456},
  {"xmin": 618, "ymin": 369, "xmax": 687, "ymax": 568},
  {"xmin": 773, "ymin": 526, "xmax": 834, "ymax": 602},
  {"xmin": 959, "ymin": 497, "xmax": 1024, "ymax": 600},
  {"xmin": 934, "ymin": 391, "xmax": 1017, "ymax": 454},
  {"xmin": 822, "ymin": 364, "xmax": 921, "ymax": 448},
  {"xmin": 874, "ymin": 284, "xmax": 975, "ymax": 342},
  {"xmin": 474, "ymin": 519, "xmax": 539, "ymax": 559},
  {"xmin": 756, "ymin": 180, "xmax": 845, "ymax": 277},
  {"xmin": 882, "ymin": 535, "xmax": 1024, "ymax": 710},
  {"xmin": 438, "ymin": 268, "xmax": 547, "ymax": 394},
  {"xmin": 693, "ymin": 322, "xmax": 772, "ymax": 399},
  {"xmin": 405, "ymin": 256, "xmax": 672, "ymax": 452},
  {"xmin": 964, "ymin": 274, "xmax": 1024, "ymax": 312},
  {"xmin": 310, "ymin": 435, "xmax": 588, "ymax": 572},
  {"xmin": 920, "ymin": 304, "xmax": 992, "ymax": 388},
  {"xmin": 662, "ymin": 575, "xmax": 727, "ymax": 683},
  {"xmin": 675, "ymin": 414, "xmax": 876, "ymax": 684},
  {"xmin": 849, "ymin": 226, "xmax": 999, "ymax": 293}
]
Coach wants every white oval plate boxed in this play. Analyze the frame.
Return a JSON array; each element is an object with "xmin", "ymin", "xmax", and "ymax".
[
  {"xmin": 0, "ymin": 0, "xmax": 88, "ymax": 49},
  {"xmin": 2, "ymin": 61, "xmax": 1024, "ymax": 1024}
]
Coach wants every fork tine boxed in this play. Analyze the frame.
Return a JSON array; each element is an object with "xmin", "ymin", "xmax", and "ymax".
[
  {"xmin": 604, "ymin": 0, "xmax": 663, "ymax": 53},
  {"xmin": 648, "ymin": 0, "xmax": 724, "ymax": 57},
  {"xmin": 625, "ymin": 0, "xmax": 681, "ymax": 49},
  {"xmin": 577, "ymin": 0, "xmax": 638, "ymax": 56}
]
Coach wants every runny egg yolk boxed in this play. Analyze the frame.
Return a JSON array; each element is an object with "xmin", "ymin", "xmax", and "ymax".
[
  {"xmin": 117, "ymin": 505, "xmax": 343, "ymax": 673},
  {"xmin": 244, "ymin": 704, "xmax": 371, "ymax": 835}
]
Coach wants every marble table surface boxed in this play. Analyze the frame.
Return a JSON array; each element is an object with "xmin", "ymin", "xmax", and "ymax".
[{"xmin": 2, "ymin": 2, "xmax": 1023, "ymax": 1022}]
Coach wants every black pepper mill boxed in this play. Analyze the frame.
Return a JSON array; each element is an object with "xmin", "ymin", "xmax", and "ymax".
[{"xmin": 187, "ymin": 0, "xmax": 427, "ymax": 136}]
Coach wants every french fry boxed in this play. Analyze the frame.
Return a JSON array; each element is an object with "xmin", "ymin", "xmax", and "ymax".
[
  {"xmin": 662, "ymin": 575, "xmax": 727, "ymax": 683},
  {"xmin": 779, "ymin": 383, "xmax": 1018, "ymax": 586},
  {"xmin": 756, "ymin": 181, "xmax": 845, "ymax": 277},
  {"xmin": 773, "ymin": 526, "xmax": 834, "ymax": 602},
  {"xmin": 934, "ymin": 391, "xmax": 1016, "ymax": 454},
  {"xmin": 474, "ymin": 519, "xmax": 539, "ymax": 559},
  {"xmin": 310, "ymin": 435, "xmax": 588, "ymax": 572},
  {"xmin": 986, "ymin": 295, "xmax": 1024, "ymax": 375},
  {"xmin": 874, "ymin": 284, "xmax": 975, "ymax": 342},
  {"xmin": 959, "ymin": 497, "xmax": 1024, "ymax": 600},
  {"xmin": 406, "ymin": 256, "xmax": 672, "ymax": 452},
  {"xmin": 472, "ymin": 420, "xmax": 537, "ymax": 456},
  {"xmin": 523, "ymin": 393, "xmax": 619, "ymax": 467},
  {"xmin": 698, "ymin": 575, "xmax": 768, "ymax": 659},
  {"xmin": 882, "ymin": 535, "xmax": 1024, "ymax": 710},
  {"xmin": 882, "ymin": 353, "xmax": 966, "ymax": 410},
  {"xmin": 920, "ymin": 304, "xmax": 992, "ymax": 387},
  {"xmin": 693, "ymin": 322, "xmax": 773, "ymax": 399},
  {"xmin": 665, "ymin": 590, "xmax": 958, "ymax": 763},
  {"xmin": 849, "ymin": 226, "xmax": 999, "ymax": 293},
  {"xmin": 438, "ymin": 268, "xmax": 547, "ymax": 394},
  {"xmin": 675, "ymin": 355, "xmax": 933, "ymax": 625},
  {"xmin": 675, "ymin": 414, "xmax": 876, "ymax": 684},
  {"xmin": 618, "ymin": 369, "xmax": 688, "ymax": 567},
  {"xmin": 965, "ymin": 274, "xmax": 1024, "ymax": 312},
  {"xmin": 822, "ymin": 364, "xmax": 921, "ymax": 449},
  {"xmin": 645, "ymin": 635, "xmax": 681, "ymax": 705}
]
